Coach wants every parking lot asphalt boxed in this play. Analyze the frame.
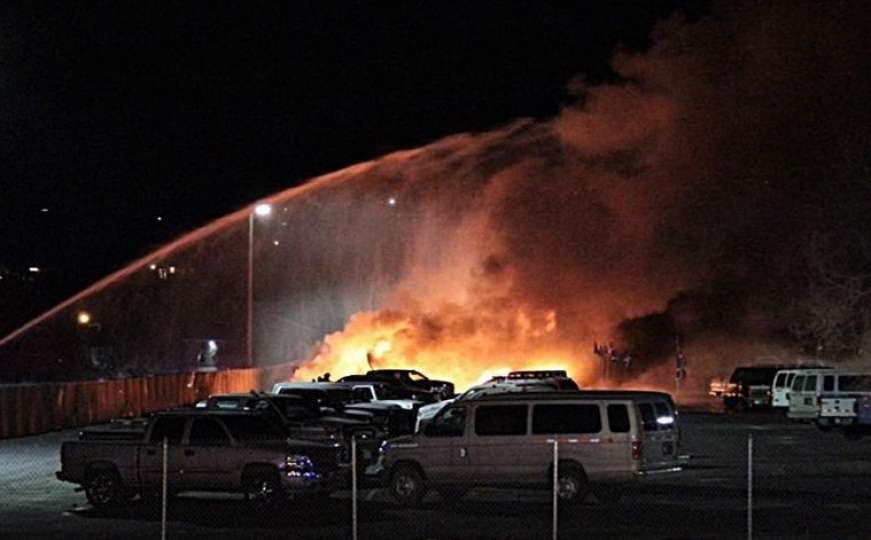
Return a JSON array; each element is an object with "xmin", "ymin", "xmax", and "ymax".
[{"xmin": 3, "ymin": 409, "xmax": 871, "ymax": 540}]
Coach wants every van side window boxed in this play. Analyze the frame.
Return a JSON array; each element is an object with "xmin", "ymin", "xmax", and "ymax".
[
  {"xmin": 532, "ymin": 405, "xmax": 601, "ymax": 434},
  {"xmin": 639, "ymin": 403, "xmax": 657, "ymax": 431},
  {"xmin": 475, "ymin": 405, "xmax": 528, "ymax": 436},
  {"xmin": 791, "ymin": 375, "xmax": 805, "ymax": 392},
  {"xmin": 823, "ymin": 375, "xmax": 835, "ymax": 392},
  {"xmin": 804, "ymin": 375, "xmax": 817, "ymax": 392},
  {"xmin": 429, "ymin": 406, "xmax": 466, "ymax": 437},
  {"xmin": 607, "ymin": 405, "xmax": 630, "ymax": 433}
]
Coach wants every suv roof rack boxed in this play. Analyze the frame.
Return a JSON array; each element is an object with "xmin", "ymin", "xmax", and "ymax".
[
  {"xmin": 465, "ymin": 389, "xmax": 673, "ymax": 402},
  {"xmin": 507, "ymin": 370, "xmax": 568, "ymax": 380}
]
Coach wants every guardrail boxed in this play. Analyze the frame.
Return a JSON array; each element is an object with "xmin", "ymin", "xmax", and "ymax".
[{"xmin": 0, "ymin": 363, "xmax": 296, "ymax": 439}]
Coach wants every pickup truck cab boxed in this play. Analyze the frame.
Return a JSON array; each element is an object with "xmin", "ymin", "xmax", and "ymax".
[{"xmin": 57, "ymin": 410, "xmax": 345, "ymax": 509}]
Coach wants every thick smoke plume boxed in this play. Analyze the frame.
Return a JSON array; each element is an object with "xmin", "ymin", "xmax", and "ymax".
[
  {"xmin": 4, "ymin": 2, "xmax": 869, "ymax": 390},
  {"xmin": 297, "ymin": 1, "xmax": 871, "ymax": 391}
]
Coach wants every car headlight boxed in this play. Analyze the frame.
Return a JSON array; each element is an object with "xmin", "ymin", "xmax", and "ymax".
[{"xmin": 378, "ymin": 440, "xmax": 390, "ymax": 456}]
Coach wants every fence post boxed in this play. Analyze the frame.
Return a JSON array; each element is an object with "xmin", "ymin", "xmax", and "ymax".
[
  {"xmin": 747, "ymin": 433, "xmax": 753, "ymax": 540},
  {"xmin": 162, "ymin": 436, "xmax": 168, "ymax": 540},
  {"xmin": 552, "ymin": 439, "xmax": 559, "ymax": 540},
  {"xmin": 352, "ymin": 435, "xmax": 358, "ymax": 540}
]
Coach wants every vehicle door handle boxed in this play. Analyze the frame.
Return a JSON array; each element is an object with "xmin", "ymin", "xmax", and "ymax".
[
  {"xmin": 184, "ymin": 450, "xmax": 195, "ymax": 457},
  {"xmin": 459, "ymin": 448, "xmax": 467, "ymax": 458},
  {"xmin": 146, "ymin": 449, "xmax": 156, "ymax": 456}
]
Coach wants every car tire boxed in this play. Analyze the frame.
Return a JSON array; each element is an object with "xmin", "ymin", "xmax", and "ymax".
[
  {"xmin": 85, "ymin": 469, "xmax": 125, "ymax": 509},
  {"xmin": 556, "ymin": 463, "xmax": 589, "ymax": 505},
  {"xmin": 243, "ymin": 470, "xmax": 285, "ymax": 510},
  {"xmin": 389, "ymin": 464, "xmax": 427, "ymax": 507}
]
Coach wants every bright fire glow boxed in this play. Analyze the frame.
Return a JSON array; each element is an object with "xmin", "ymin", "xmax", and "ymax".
[{"xmin": 293, "ymin": 304, "xmax": 599, "ymax": 392}]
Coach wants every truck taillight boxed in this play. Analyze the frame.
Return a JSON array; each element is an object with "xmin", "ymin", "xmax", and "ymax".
[{"xmin": 631, "ymin": 440, "xmax": 642, "ymax": 460}]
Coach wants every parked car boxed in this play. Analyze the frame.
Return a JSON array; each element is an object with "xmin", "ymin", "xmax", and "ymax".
[
  {"xmin": 271, "ymin": 381, "xmax": 419, "ymax": 436},
  {"xmin": 787, "ymin": 368, "xmax": 844, "ymax": 421},
  {"xmin": 771, "ymin": 366, "xmax": 832, "ymax": 409},
  {"xmin": 368, "ymin": 390, "xmax": 681, "ymax": 507},
  {"xmin": 811, "ymin": 373, "xmax": 871, "ymax": 432},
  {"xmin": 57, "ymin": 409, "xmax": 345, "ymax": 509},
  {"xmin": 194, "ymin": 392, "xmax": 385, "ymax": 467},
  {"xmin": 338, "ymin": 369, "xmax": 455, "ymax": 400},
  {"xmin": 715, "ymin": 365, "xmax": 793, "ymax": 410}
]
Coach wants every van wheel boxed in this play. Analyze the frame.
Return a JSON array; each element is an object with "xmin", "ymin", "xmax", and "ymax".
[
  {"xmin": 390, "ymin": 464, "xmax": 427, "ymax": 507},
  {"xmin": 85, "ymin": 469, "xmax": 125, "ymax": 509},
  {"xmin": 556, "ymin": 464, "xmax": 589, "ymax": 505}
]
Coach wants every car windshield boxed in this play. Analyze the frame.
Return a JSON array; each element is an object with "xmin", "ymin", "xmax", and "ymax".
[{"xmin": 409, "ymin": 371, "xmax": 429, "ymax": 382}]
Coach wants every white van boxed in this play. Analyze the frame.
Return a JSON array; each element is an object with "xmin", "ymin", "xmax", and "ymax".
[
  {"xmin": 788, "ymin": 369, "xmax": 841, "ymax": 420},
  {"xmin": 816, "ymin": 373, "xmax": 871, "ymax": 429},
  {"xmin": 772, "ymin": 367, "xmax": 833, "ymax": 408},
  {"xmin": 369, "ymin": 390, "xmax": 681, "ymax": 506}
]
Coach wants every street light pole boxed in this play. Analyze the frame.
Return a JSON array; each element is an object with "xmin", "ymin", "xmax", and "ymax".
[
  {"xmin": 247, "ymin": 211, "xmax": 254, "ymax": 367},
  {"xmin": 247, "ymin": 203, "xmax": 271, "ymax": 368}
]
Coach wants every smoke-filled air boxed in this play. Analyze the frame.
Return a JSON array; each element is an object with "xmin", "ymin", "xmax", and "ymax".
[{"xmin": 2, "ymin": 1, "xmax": 870, "ymax": 393}]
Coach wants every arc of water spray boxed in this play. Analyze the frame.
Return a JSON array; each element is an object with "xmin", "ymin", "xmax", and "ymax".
[{"xmin": 0, "ymin": 160, "xmax": 384, "ymax": 350}]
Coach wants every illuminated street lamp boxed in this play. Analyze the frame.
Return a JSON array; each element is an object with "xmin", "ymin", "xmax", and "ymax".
[
  {"xmin": 76, "ymin": 311, "xmax": 92, "ymax": 325},
  {"xmin": 248, "ymin": 202, "xmax": 272, "ymax": 366}
]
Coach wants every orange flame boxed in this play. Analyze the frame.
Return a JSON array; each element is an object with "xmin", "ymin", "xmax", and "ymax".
[{"xmin": 293, "ymin": 303, "xmax": 600, "ymax": 392}]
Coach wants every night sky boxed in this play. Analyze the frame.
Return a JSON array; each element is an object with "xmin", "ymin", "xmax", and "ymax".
[{"xmin": 0, "ymin": 2, "xmax": 705, "ymax": 333}]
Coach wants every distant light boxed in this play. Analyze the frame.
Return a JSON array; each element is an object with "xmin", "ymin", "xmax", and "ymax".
[
  {"xmin": 273, "ymin": 240, "xmax": 280, "ymax": 246},
  {"xmin": 76, "ymin": 311, "xmax": 92, "ymax": 325},
  {"xmin": 149, "ymin": 263, "xmax": 157, "ymax": 271},
  {"xmin": 168, "ymin": 266, "xmax": 177, "ymax": 274},
  {"xmin": 40, "ymin": 208, "xmax": 49, "ymax": 213},
  {"xmin": 388, "ymin": 197, "xmax": 397, "ymax": 206},
  {"xmin": 156, "ymin": 216, "xmax": 163, "ymax": 222},
  {"xmin": 657, "ymin": 416, "xmax": 675, "ymax": 425},
  {"xmin": 28, "ymin": 267, "xmax": 41, "ymax": 273},
  {"xmin": 207, "ymin": 340, "xmax": 218, "ymax": 354},
  {"xmin": 254, "ymin": 203, "xmax": 272, "ymax": 217}
]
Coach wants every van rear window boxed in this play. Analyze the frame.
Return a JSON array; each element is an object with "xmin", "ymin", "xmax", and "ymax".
[
  {"xmin": 475, "ymin": 405, "xmax": 528, "ymax": 436},
  {"xmin": 532, "ymin": 404, "xmax": 601, "ymax": 434},
  {"xmin": 639, "ymin": 403, "xmax": 657, "ymax": 431},
  {"xmin": 607, "ymin": 405, "xmax": 630, "ymax": 433},
  {"xmin": 838, "ymin": 376, "xmax": 871, "ymax": 392}
]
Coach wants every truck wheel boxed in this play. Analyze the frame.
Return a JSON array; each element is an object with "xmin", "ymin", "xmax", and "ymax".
[
  {"xmin": 556, "ymin": 464, "xmax": 589, "ymax": 505},
  {"xmin": 85, "ymin": 469, "xmax": 125, "ymax": 509},
  {"xmin": 389, "ymin": 464, "xmax": 427, "ymax": 507},
  {"xmin": 243, "ymin": 470, "xmax": 284, "ymax": 509}
]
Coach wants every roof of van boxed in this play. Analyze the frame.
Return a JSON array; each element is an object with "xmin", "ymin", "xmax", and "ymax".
[{"xmin": 465, "ymin": 390, "xmax": 673, "ymax": 402}]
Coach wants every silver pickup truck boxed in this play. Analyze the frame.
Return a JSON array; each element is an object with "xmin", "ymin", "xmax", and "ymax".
[{"xmin": 56, "ymin": 409, "xmax": 346, "ymax": 509}]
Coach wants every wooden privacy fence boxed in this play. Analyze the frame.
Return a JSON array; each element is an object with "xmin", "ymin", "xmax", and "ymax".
[{"xmin": 0, "ymin": 363, "xmax": 296, "ymax": 439}]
